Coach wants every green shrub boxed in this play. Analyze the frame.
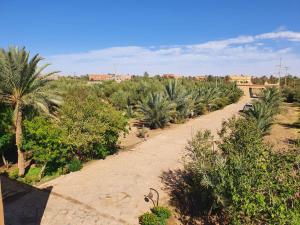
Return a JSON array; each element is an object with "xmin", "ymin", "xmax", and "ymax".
[
  {"xmin": 151, "ymin": 206, "xmax": 171, "ymax": 221},
  {"xmin": 67, "ymin": 158, "xmax": 82, "ymax": 172},
  {"xmin": 185, "ymin": 117, "xmax": 300, "ymax": 224},
  {"xmin": 8, "ymin": 168, "xmax": 19, "ymax": 179},
  {"xmin": 24, "ymin": 167, "xmax": 42, "ymax": 184},
  {"xmin": 138, "ymin": 212, "xmax": 159, "ymax": 225},
  {"xmin": 60, "ymin": 87, "xmax": 128, "ymax": 160},
  {"xmin": 139, "ymin": 207, "xmax": 171, "ymax": 225},
  {"xmin": 23, "ymin": 116, "xmax": 69, "ymax": 175}
]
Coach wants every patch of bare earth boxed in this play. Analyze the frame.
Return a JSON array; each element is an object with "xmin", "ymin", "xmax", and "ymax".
[{"xmin": 264, "ymin": 102, "xmax": 300, "ymax": 151}]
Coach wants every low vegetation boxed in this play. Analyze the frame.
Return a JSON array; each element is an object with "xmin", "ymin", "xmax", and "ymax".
[
  {"xmin": 139, "ymin": 206, "xmax": 171, "ymax": 225},
  {"xmin": 173, "ymin": 117, "xmax": 300, "ymax": 224}
]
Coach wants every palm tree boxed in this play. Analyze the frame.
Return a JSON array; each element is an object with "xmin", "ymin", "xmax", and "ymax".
[
  {"xmin": 165, "ymin": 80, "xmax": 193, "ymax": 122},
  {"xmin": 137, "ymin": 92, "xmax": 175, "ymax": 129},
  {"xmin": 260, "ymin": 87, "xmax": 281, "ymax": 114},
  {"xmin": 244, "ymin": 101, "xmax": 274, "ymax": 134},
  {"xmin": 0, "ymin": 47, "xmax": 58, "ymax": 176}
]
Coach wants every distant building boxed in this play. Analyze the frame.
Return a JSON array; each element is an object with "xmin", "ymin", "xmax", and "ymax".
[
  {"xmin": 229, "ymin": 75, "xmax": 252, "ymax": 85},
  {"xmin": 45, "ymin": 75, "xmax": 59, "ymax": 81},
  {"xmin": 88, "ymin": 74, "xmax": 113, "ymax": 81},
  {"xmin": 88, "ymin": 74, "xmax": 132, "ymax": 82},
  {"xmin": 114, "ymin": 75, "xmax": 132, "ymax": 83},
  {"xmin": 162, "ymin": 74, "xmax": 181, "ymax": 79},
  {"xmin": 194, "ymin": 75, "xmax": 207, "ymax": 81}
]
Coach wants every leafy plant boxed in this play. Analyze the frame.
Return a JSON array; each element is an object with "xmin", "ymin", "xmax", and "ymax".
[
  {"xmin": 59, "ymin": 87, "xmax": 128, "ymax": 160},
  {"xmin": 244, "ymin": 87, "xmax": 281, "ymax": 134},
  {"xmin": 138, "ymin": 212, "xmax": 159, "ymax": 225},
  {"xmin": 0, "ymin": 47, "xmax": 58, "ymax": 176},
  {"xmin": 137, "ymin": 92, "xmax": 175, "ymax": 129},
  {"xmin": 23, "ymin": 116, "xmax": 69, "ymax": 176},
  {"xmin": 67, "ymin": 158, "xmax": 82, "ymax": 172},
  {"xmin": 151, "ymin": 206, "xmax": 171, "ymax": 221},
  {"xmin": 139, "ymin": 206, "xmax": 172, "ymax": 225},
  {"xmin": 184, "ymin": 117, "xmax": 300, "ymax": 224},
  {"xmin": 24, "ymin": 167, "xmax": 42, "ymax": 184}
]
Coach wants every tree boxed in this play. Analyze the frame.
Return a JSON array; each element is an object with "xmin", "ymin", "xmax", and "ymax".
[
  {"xmin": 23, "ymin": 116, "xmax": 69, "ymax": 178},
  {"xmin": 165, "ymin": 80, "xmax": 193, "ymax": 122},
  {"xmin": 0, "ymin": 47, "xmax": 58, "ymax": 176},
  {"xmin": 59, "ymin": 87, "xmax": 128, "ymax": 159},
  {"xmin": 137, "ymin": 92, "xmax": 175, "ymax": 129},
  {"xmin": 244, "ymin": 101, "xmax": 274, "ymax": 134},
  {"xmin": 244, "ymin": 87, "xmax": 281, "ymax": 134},
  {"xmin": 0, "ymin": 104, "xmax": 14, "ymax": 167}
]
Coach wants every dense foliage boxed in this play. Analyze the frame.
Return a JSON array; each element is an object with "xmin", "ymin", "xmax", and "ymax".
[
  {"xmin": 0, "ymin": 47, "xmax": 58, "ymax": 176},
  {"xmin": 59, "ymin": 87, "xmax": 128, "ymax": 159},
  {"xmin": 184, "ymin": 117, "xmax": 300, "ymax": 224},
  {"xmin": 0, "ymin": 47, "xmax": 242, "ymax": 183},
  {"xmin": 95, "ymin": 77, "xmax": 243, "ymax": 128}
]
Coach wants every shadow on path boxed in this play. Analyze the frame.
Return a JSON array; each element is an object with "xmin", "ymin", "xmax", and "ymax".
[{"xmin": 1, "ymin": 175, "xmax": 52, "ymax": 225}]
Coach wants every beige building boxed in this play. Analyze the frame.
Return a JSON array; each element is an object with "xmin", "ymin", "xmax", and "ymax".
[
  {"xmin": 88, "ymin": 74, "xmax": 132, "ymax": 82},
  {"xmin": 194, "ymin": 75, "xmax": 207, "ymax": 81},
  {"xmin": 229, "ymin": 75, "xmax": 252, "ymax": 85},
  {"xmin": 88, "ymin": 74, "xmax": 113, "ymax": 81},
  {"xmin": 162, "ymin": 74, "xmax": 182, "ymax": 79}
]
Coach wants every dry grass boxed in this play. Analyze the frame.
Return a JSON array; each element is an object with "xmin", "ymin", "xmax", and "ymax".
[{"xmin": 264, "ymin": 102, "xmax": 300, "ymax": 151}]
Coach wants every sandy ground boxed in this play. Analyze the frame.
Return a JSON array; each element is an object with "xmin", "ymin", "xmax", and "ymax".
[
  {"xmin": 4, "ymin": 94, "xmax": 250, "ymax": 225},
  {"xmin": 264, "ymin": 102, "xmax": 300, "ymax": 151}
]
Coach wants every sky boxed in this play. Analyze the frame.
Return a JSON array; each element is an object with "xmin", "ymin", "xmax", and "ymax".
[{"xmin": 1, "ymin": 0, "xmax": 300, "ymax": 76}]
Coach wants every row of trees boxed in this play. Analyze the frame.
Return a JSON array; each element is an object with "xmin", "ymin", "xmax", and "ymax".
[
  {"xmin": 0, "ymin": 47, "xmax": 242, "ymax": 180},
  {"xmin": 0, "ymin": 47, "xmax": 128, "ymax": 178},
  {"xmin": 95, "ymin": 77, "xmax": 243, "ymax": 128}
]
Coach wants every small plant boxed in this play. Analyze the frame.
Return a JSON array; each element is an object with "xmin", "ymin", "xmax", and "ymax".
[
  {"xmin": 24, "ymin": 167, "xmax": 42, "ymax": 184},
  {"xmin": 137, "ymin": 126, "xmax": 149, "ymax": 139},
  {"xmin": 67, "ymin": 158, "xmax": 82, "ymax": 172},
  {"xmin": 138, "ymin": 212, "xmax": 159, "ymax": 225},
  {"xmin": 8, "ymin": 168, "xmax": 19, "ymax": 179},
  {"xmin": 151, "ymin": 206, "xmax": 171, "ymax": 220},
  {"xmin": 139, "ymin": 206, "xmax": 172, "ymax": 225}
]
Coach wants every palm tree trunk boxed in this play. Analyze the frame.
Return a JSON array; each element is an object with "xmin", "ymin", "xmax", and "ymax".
[{"xmin": 14, "ymin": 102, "xmax": 25, "ymax": 176}]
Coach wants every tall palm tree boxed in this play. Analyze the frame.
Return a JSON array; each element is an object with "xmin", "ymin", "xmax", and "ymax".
[{"xmin": 0, "ymin": 47, "xmax": 58, "ymax": 176}]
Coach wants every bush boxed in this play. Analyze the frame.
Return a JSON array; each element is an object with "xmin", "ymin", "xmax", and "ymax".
[
  {"xmin": 138, "ymin": 212, "xmax": 159, "ymax": 225},
  {"xmin": 151, "ymin": 206, "xmax": 171, "ymax": 221},
  {"xmin": 139, "ymin": 207, "xmax": 171, "ymax": 225},
  {"xmin": 23, "ymin": 116, "xmax": 69, "ymax": 175},
  {"xmin": 67, "ymin": 158, "xmax": 82, "ymax": 172},
  {"xmin": 60, "ymin": 87, "xmax": 128, "ymax": 160},
  {"xmin": 8, "ymin": 168, "xmax": 19, "ymax": 179},
  {"xmin": 24, "ymin": 167, "xmax": 42, "ymax": 184},
  {"xmin": 185, "ymin": 117, "xmax": 300, "ymax": 224}
]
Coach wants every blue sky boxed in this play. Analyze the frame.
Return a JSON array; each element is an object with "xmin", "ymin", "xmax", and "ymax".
[{"xmin": 1, "ymin": 0, "xmax": 300, "ymax": 75}]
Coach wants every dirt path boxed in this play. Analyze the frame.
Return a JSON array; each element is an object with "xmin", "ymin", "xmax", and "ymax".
[{"xmin": 4, "ymin": 95, "xmax": 250, "ymax": 225}]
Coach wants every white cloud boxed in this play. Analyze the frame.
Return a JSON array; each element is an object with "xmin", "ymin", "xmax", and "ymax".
[{"xmin": 46, "ymin": 30, "xmax": 300, "ymax": 76}]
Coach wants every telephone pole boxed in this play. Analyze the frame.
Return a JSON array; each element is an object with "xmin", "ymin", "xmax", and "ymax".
[
  {"xmin": 284, "ymin": 66, "xmax": 289, "ymax": 86},
  {"xmin": 276, "ymin": 57, "xmax": 282, "ymax": 86}
]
